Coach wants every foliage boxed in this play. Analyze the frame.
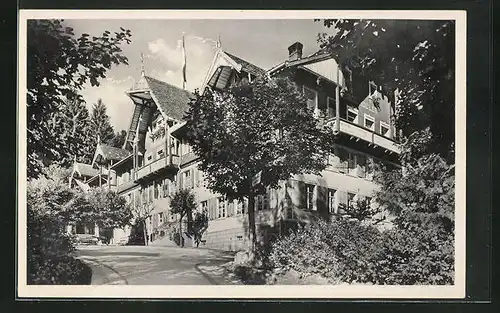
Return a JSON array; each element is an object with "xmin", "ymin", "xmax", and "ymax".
[
  {"xmin": 190, "ymin": 210, "xmax": 209, "ymax": 246},
  {"xmin": 27, "ymin": 19, "xmax": 131, "ymax": 178},
  {"xmin": 170, "ymin": 189, "xmax": 197, "ymax": 246},
  {"xmin": 317, "ymin": 19, "xmax": 455, "ymax": 161},
  {"xmin": 184, "ymin": 76, "xmax": 336, "ymax": 252},
  {"xmin": 268, "ymin": 217, "xmax": 454, "ymax": 285},
  {"xmin": 130, "ymin": 201, "xmax": 155, "ymax": 245},
  {"xmin": 85, "ymin": 187, "xmax": 134, "ymax": 229},
  {"xmin": 29, "ymin": 255, "xmax": 92, "ymax": 285},
  {"xmin": 373, "ymin": 153, "xmax": 455, "ymax": 233},
  {"xmin": 90, "ymin": 98, "xmax": 116, "ymax": 145},
  {"xmin": 107, "ymin": 130, "xmax": 128, "ymax": 148}
]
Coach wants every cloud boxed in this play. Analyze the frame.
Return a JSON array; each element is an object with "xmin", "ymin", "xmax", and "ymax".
[
  {"xmin": 79, "ymin": 35, "xmax": 218, "ymax": 131},
  {"xmin": 146, "ymin": 35, "xmax": 217, "ymax": 91},
  {"xmin": 80, "ymin": 76, "xmax": 136, "ymax": 132}
]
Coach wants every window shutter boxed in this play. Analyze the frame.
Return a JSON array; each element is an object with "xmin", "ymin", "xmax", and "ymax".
[
  {"xmin": 317, "ymin": 186, "xmax": 328, "ymax": 215},
  {"xmin": 190, "ymin": 169, "xmax": 195, "ymax": 189},
  {"xmin": 298, "ymin": 181, "xmax": 306, "ymax": 210},
  {"xmin": 208, "ymin": 197, "xmax": 217, "ymax": 220},
  {"xmin": 194, "ymin": 168, "xmax": 200, "ymax": 187}
]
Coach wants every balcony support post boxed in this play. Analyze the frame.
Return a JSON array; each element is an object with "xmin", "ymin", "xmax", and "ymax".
[{"xmin": 335, "ymin": 64, "xmax": 340, "ymax": 133}]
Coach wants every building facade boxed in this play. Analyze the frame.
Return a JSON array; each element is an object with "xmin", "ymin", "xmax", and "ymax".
[{"xmin": 68, "ymin": 41, "xmax": 400, "ymax": 250}]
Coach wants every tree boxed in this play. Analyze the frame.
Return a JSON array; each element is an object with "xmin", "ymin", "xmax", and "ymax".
[
  {"xmin": 106, "ymin": 130, "xmax": 128, "ymax": 148},
  {"xmin": 85, "ymin": 187, "xmax": 134, "ymax": 230},
  {"xmin": 27, "ymin": 19, "xmax": 131, "ymax": 178},
  {"xmin": 131, "ymin": 201, "xmax": 155, "ymax": 246},
  {"xmin": 56, "ymin": 97, "xmax": 95, "ymax": 165},
  {"xmin": 191, "ymin": 210, "xmax": 209, "ymax": 248},
  {"xmin": 170, "ymin": 189, "xmax": 197, "ymax": 248},
  {"xmin": 317, "ymin": 19, "xmax": 455, "ymax": 162},
  {"xmin": 184, "ymin": 76, "xmax": 335, "ymax": 258},
  {"xmin": 90, "ymin": 98, "xmax": 115, "ymax": 146}
]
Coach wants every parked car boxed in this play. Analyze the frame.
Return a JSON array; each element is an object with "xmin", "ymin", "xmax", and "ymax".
[{"xmin": 75, "ymin": 234, "xmax": 100, "ymax": 245}]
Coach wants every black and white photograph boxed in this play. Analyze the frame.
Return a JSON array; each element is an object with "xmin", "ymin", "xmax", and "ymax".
[{"xmin": 17, "ymin": 10, "xmax": 466, "ymax": 298}]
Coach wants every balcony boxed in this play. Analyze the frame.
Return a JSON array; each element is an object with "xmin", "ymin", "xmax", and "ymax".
[
  {"xmin": 134, "ymin": 154, "xmax": 180, "ymax": 183},
  {"xmin": 326, "ymin": 118, "xmax": 400, "ymax": 154},
  {"xmin": 116, "ymin": 180, "xmax": 139, "ymax": 194}
]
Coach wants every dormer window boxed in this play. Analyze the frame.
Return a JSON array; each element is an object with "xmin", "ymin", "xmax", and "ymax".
[
  {"xmin": 380, "ymin": 121, "xmax": 391, "ymax": 137},
  {"xmin": 364, "ymin": 114, "xmax": 375, "ymax": 131},
  {"xmin": 346, "ymin": 106, "xmax": 359, "ymax": 123}
]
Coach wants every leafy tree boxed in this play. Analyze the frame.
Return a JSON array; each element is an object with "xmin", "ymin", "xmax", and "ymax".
[
  {"xmin": 184, "ymin": 76, "xmax": 335, "ymax": 258},
  {"xmin": 90, "ymin": 98, "xmax": 115, "ymax": 145},
  {"xmin": 130, "ymin": 201, "xmax": 155, "ymax": 246},
  {"xmin": 317, "ymin": 19, "xmax": 455, "ymax": 162},
  {"xmin": 27, "ymin": 19, "xmax": 131, "ymax": 178},
  {"xmin": 85, "ymin": 187, "xmax": 134, "ymax": 230},
  {"xmin": 190, "ymin": 210, "xmax": 209, "ymax": 248},
  {"xmin": 170, "ymin": 189, "xmax": 197, "ymax": 247}
]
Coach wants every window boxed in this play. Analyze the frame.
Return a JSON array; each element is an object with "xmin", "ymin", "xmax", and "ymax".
[
  {"xmin": 158, "ymin": 149, "xmax": 164, "ymax": 158},
  {"xmin": 148, "ymin": 185, "xmax": 153, "ymax": 202},
  {"xmin": 303, "ymin": 85, "xmax": 318, "ymax": 113},
  {"xmin": 163, "ymin": 179, "xmax": 170, "ymax": 197},
  {"xmin": 305, "ymin": 184, "xmax": 315, "ymax": 211},
  {"xmin": 217, "ymin": 197, "xmax": 226, "ymax": 218},
  {"xmin": 158, "ymin": 212, "xmax": 164, "ymax": 224},
  {"xmin": 200, "ymin": 200, "xmax": 208, "ymax": 213},
  {"xmin": 346, "ymin": 106, "xmax": 359, "ymax": 123},
  {"xmin": 154, "ymin": 182, "xmax": 159, "ymax": 199},
  {"xmin": 328, "ymin": 189, "xmax": 337, "ymax": 214},
  {"xmin": 364, "ymin": 114, "xmax": 375, "ymax": 131},
  {"xmin": 327, "ymin": 96, "xmax": 336, "ymax": 118},
  {"xmin": 147, "ymin": 154, "xmax": 153, "ymax": 162},
  {"xmin": 380, "ymin": 122, "xmax": 390, "ymax": 137},
  {"xmin": 369, "ymin": 81, "xmax": 378, "ymax": 96},
  {"xmin": 183, "ymin": 170, "xmax": 192, "ymax": 189},
  {"xmin": 347, "ymin": 193, "xmax": 356, "ymax": 210}
]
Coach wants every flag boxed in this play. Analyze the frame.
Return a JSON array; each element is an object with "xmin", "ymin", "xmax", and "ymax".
[{"xmin": 182, "ymin": 34, "xmax": 187, "ymax": 89}]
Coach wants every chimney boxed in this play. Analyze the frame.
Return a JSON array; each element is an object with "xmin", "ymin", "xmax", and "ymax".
[{"xmin": 288, "ymin": 42, "xmax": 303, "ymax": 61}]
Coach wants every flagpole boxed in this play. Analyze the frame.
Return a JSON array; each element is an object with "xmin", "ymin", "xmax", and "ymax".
[{"xmin": 182, "ymin": 33, "xmax": 187, "ymax": 90}]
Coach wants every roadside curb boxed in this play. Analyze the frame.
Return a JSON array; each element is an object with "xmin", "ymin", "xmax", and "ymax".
[
  {"xmin": 195, "ymin": 260, "xmax": 243, "ymax": 285},
  {"xmin": 77, "ymin": 256, "xmax": 129, "ymax": 285}
]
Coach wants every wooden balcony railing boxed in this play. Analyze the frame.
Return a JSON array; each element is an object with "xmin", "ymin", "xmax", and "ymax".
[{"xmin": 325, "ymin": 118, "xmax": 400, "ymax": 154}]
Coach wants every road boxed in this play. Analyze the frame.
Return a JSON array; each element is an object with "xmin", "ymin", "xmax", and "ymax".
[{"xmin": 74, "ymin": 245, "xmax": 237, "ymax": 285}]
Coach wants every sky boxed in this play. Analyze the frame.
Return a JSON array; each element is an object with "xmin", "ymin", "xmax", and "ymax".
[{"xmin": 65, "ymin": 19, "xmax": 331, "ymax": 131}]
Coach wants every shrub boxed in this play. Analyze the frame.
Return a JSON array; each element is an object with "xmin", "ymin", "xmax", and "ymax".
[
  {"xmin": 364, "ymin": 226, "xmax": 454, "ymax": 285},
  {"xmin": 269, "ymin": 218, "xmax": 380, "ymax": 282},
  {"xmin": 268, "ymin": 217, "xmax": 454, "ymax": 285},
  {"xmin": 29, "ymin": 255, "xmax": 92, "ymax": 285}
]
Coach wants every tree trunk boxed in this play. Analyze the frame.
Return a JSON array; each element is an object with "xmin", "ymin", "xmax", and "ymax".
[
  {"xmin": 247, "ymin": 193, "xmax": 257, "ymax": 259},
  {"xmin": 142, "ymin": 220, "xmax": 148, "ymax": 246},
  {"xmin": 179, "ymin": 216, "xmax": 183, "ymax": 247}
]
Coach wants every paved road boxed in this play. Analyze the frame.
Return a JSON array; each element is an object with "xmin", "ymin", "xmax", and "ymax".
[{"xmin": 74, "ymin": 245, "xmax": 237, "ymax": 285}]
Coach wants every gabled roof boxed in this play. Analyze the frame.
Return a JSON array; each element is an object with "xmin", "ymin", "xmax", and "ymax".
[
  {"xmin": 99, "ymin": 144, "xmax": 131, "ymax": 161},
  {"xmin": 268, "ymin": 52, "xmax": 333, "ymax": 75},
  {"xmin": 74, "ymin": 162, "xmax": 98, "ymax": 177},
  {"xmin": 144, "ymin": 76, "xmax": 195, "ymax": 121},
  {"xmin": 223, "ymin": 51, "xmax": 266, "ymax": 77}
]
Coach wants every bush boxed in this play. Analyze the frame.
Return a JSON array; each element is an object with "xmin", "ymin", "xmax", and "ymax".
[
  {"xmin": 28, "ymin": 255, "xmax": 92, "ymax": 285},
  {"xmin": 268, "ymin": 217, "xmax": 454, "ymax": 285}
]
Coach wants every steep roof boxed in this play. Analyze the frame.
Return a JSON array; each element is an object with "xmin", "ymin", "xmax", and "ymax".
[
  {"xmin": 99, "ymin": 144, "xmax": 131, "ymax": 161},
  {"xmin": 144, "ymin": 76, "xmax": 195, "ymax": 121},
  {"xmin": 74, "ymin": 162, "xmax": 97, "ymax": 177},
  {"xmin": 224, "ymin": 52, "xmax": 266, "ymax": 77}
]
